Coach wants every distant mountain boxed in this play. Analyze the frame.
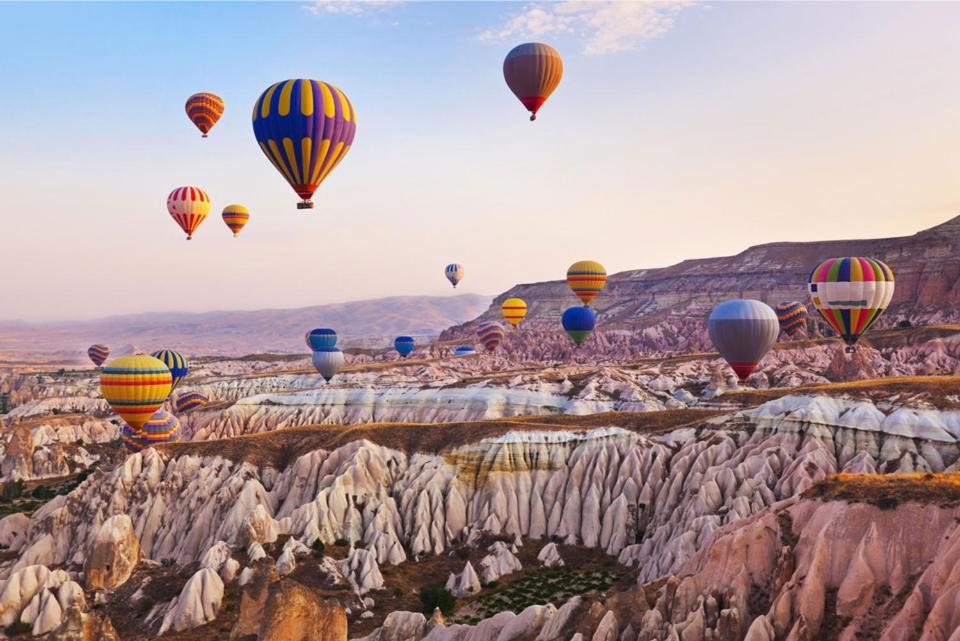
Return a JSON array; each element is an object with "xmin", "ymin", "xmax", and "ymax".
[
  {"xmin": 0, "ymin": 294, "xmax": 491, "ymax": 359},
  {"xmin": 440, "ymin": 215, "xmax": 960, "ymax": 357}
]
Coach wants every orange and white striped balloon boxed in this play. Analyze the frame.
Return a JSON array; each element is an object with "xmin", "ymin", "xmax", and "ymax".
[{"xmin": 167, "ymin": 186, "xmax": 211, "ymax": 240}]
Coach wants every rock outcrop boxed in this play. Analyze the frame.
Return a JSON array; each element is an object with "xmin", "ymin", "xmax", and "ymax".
[{"xmin": 84, "ymin": 514, "xmax": 140, "ymax": 591}]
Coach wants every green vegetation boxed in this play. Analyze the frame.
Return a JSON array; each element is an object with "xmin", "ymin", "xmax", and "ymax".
[
  {"xmin": 4, "ymin": 621, "xmax": 31, "ymax": 636},
  {"xmin": 419, "ymin": 583, "xmax": 456, "ymax": 617},
  {"xmin": 0, "ymin": 469, "xmax": 97, "ymax": 519},
  {"xmin": 469, "ymin": 568, "xmax": 618, "ymax": 621},
  {"xmin": 311, "ymin": 539, "xmax": 326, "ymax": 556}
]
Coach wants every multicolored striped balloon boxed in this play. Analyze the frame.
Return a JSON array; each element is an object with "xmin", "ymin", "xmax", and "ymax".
[
  {"xmin": 306, "ymin": 328, "xmax": 338, "ymax": 350},
  {"xmin": 167, "ymin": 186, "xmax": 211, "ymax": 240},
  {"xmin": 175, "ymin": 391, "xmax": 209, "ymax": 413},
  {"xmin": 150, "ymin": 350, "xmax": 189, "ymax": 392},
  {"xmin": 503, "ymin": 43, "xmax": 563, "ymax": 121},
  {"xmin": 562, "ymin": 306, "xmax": 596, "ymax": 346},
  {"xmin": 100, "ymin": 355, "xmax": 172, "ymax": 431},
  {"xmin": 394, "ymin": 336, "xmax": 415, "ymax": 358},
  {"xmin": 222, "ymin": 204, "xmax": 250, "ymax": 237},
  {"xmin": 120, "ymin": 409, "xmax": 180, "ymax": 452},
  {"xmin": 708, "ymin": 299, "xmax": 780, "ymax": 381},
  {"xmin": 87, "ymin": 344, "xmax": 110, "ymax": 368},
  {"xmin": 185, "ymin": 92, "xmax": 224, "ymax": 138},
  {"xmin": 807, "ymin": 257, "xmax": 895, "ymax": 347},
  {"xmin": 252, "ymin": 79, "xmax": 357, "ymax": 210},
  {"xmin": 566, "ymin": 261, "xmax": 607, "ymax": 306},
  {"xmin": 477, "ymin": 322, "xmax": 505, "ymax": 352},
  {"xmin": 775, "ymin": 301, "xmax": 808, "ymax": 337},
  {"xmin": 501, "ymin": 298, "xmax": 528, "ymax": 327},
  {"xmin": 445, "ymin": 264, "xmax": 464, "ymax": 288}
]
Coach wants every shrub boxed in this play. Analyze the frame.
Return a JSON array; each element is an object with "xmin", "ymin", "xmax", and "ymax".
[
  {"xmin": 419, "ymin": 583, "xmax": 456, "ymax": 617},
  {"xmin": 311, "ymin": 539, "xmax": 326, "ymax": 556},
  {"xmin": 0, "ymin": 480, "xmax": 24, "ymax": 502},
  {"xmin": 5, "ymin": 621, "xmax": 31, "ymax": 635},
  {"xmin": 139, "ymin": 597, "xmax": 155, "ymax": 614},
  {"xmin": 161, "ymin": 558, "xmax": 175, "ymax": 567},
  {"xmin": 334, "ymin": 538, "xmax": 350, "ymax": 547},
  {"xmin": 898, "ymin": 320, "xmax": 912, "ymax": 328},
  {"xmin": 31, "ymin": 486, "xmax": 54, "ymax": 500},
  {"xmin": 455, "ymin": 547, "xmax": 471, "ymax": 560}
]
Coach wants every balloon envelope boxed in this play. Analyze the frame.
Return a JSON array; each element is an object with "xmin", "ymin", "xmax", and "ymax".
[
  {"xmin": 312, "ymin": 348, "xmax": 345, "ymax": 382},
  {"xmin": 100, "ymin": 355, "xmax": 172, "ymax": 431},
  {"xmin": 306, "ymin": 328, "xmax": 338, "ymax": 351},
  {"xmin": 566, "ymin": 261, "xmax": 607, "ymax": 306},
  {"xmin": 453, "ymin": 346, "xmax": 476, "ymax": 357},
  {"xmin": 185, "ymin": 93, "xmax": 224, "ymax": 137},
  {"xmin": 503, "ymin": 43, "xmax": 563, "ymax": 121},
  {"xmin": 175, "ymin": 392, "xmax": 209, "ymax": 413},
  {"xmin": 120, "ymin": 409, "xmax": 179, "ymax": 452},
  {"xmin": 252, "ymin": 79, "xmax": 357, "ymax": 209},
  {"xmin": 561, "ymin": 306, "xmax": 596, "ymax": 345},
  {"xmin": 445, "ymin": 264, "xmax": 464, "ymax": 288},
  {"xmin": 151, "ymin": 350, "xmax": 188, "ymax": 392},
  {"xmin": 88, "ymin": 344, "xmax": 109, "ymax": 368},
  {"xmin": 167, "ymin": 186, "xmax": 211, "ymax": 240},
  {"xmin": 222, "ymin": 204, "xmax": 250, "ymax": 237},
  {"xmin": 501, "ymin": 298, "xmax": 528, "ymax": 327},
  {"xmin": 708, "ymin": 299, "xmax": 779, "ymax": 381},
  {"xmin": 807, "ymin": 257, "xmax": 895, "ymax": 346},
  {"xmin": 477, "ymin": 322, "xmax": 505, "ymax": 352},
  {"xmin": 394, "ymin": 336, "xmax": 415, "ymax": 358},
  {"xmin": 775, "ymin": 302, "xmax": 808, "ymax": 337}
]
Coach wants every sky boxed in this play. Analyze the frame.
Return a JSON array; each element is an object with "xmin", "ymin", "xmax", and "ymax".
[{"xmin": 2, "ymin": 1, "xmax": 960, "ymax": 321}]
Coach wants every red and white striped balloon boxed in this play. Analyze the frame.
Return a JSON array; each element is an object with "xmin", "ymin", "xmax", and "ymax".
[{"xmin": 167, "ymin": 186, "xmax": 211, "ymax": 240}]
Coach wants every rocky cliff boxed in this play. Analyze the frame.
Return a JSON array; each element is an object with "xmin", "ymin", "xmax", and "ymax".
[{"xmin": 441, "ymin": 215, "xmax": 960, "ymax": 355}]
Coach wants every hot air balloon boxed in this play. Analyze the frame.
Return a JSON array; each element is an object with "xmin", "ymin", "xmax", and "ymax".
[
  {"xmin": 252, "ymin": 79, "xmax": 357, "ymax": 210},
  {"xmin": 167, "ymin": 186, "xmax": 211, "ymax": 240},
  {"xmin": 120, "ymin": 409, "xmax": 180, "ymax": 452},
  {"xmin": 88, "ymin": 344, "xmax": 110, "ymax": 368},
  {"xmin": 477, "ymin": 322, "xmax": 505, "ymax": 352},
  {"xmin": 566, "ymin": 261, "xmax": 607, "ymax": 306},
  {"xmin": 222, "ymin": 204, "xmax": 250, "ymax": 237},
  {"xmin": 807, "ymin": 257, "xmax": 895, "ymax": 351},
  {"xmin": 562, "ymin": 306, "xmax": 596, "ymax": 346},
  {"xmin": 453, "ymin": 346, "xmax": 476, "ymax": 357},
  {"xmin": 151, "ymin": 350, "xmax": 188, "ymax": 392},
  {"xmin": 100, "ymin": 355, "xmax": 172, "ymax": 431},
  {"xmin": 175, "ymin": 391, "xmax": 209, "ymax": 413},
  {"xmin": 708, "ymin": 300, "xmax": 780, "ymax": 382},
  {"xmin": 503, "ymin": 43, "xmax": 563, "ymax": 121},
  {"xmin": 312, "ymin": 347, "xmax": 345, "ymax": 382},
  {"xmin": 445, "ymin": 264, "xmax": 464, "ymax": 288},
  {"xmin": 501, "ymin": 298, "xmax": 527, "ymax": 327},
  {"xmin": 306, "ymin": 328, "xmax": 338, "ymax": 351},
  {"xmin": 394, "ymin": 336, "xmax": 415, "ymax": 358},
  {"xmin": 185, "ymin": 92, "xmax": 224, "ymax": 138},
  {"xmin": 775, "ymin": 302, "xmax": 808, "ymax": 337}
]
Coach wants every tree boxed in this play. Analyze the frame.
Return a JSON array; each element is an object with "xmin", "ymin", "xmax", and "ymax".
[{"xmin": 419, "ymin": 583, "xmax": 456, "ymax": 617}]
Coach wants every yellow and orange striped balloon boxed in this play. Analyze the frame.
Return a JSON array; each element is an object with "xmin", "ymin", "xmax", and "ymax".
[
  {"xmin": 501, "ymin": 298, "xmax": 528, "ymax": 327},
  {"xmin": 185, "ymin": 92, "xmax": 224, "ymax": 137},
  {"xmin": 222, "ymin": 204, "xmax": 250, "ymax": 237},
  {"xmin": 566, "ymin": 261, "xmax": 607, "ymax": 306},
  {"xmin": 99, "ymin": 355, "xmax": 172, "ymax": 431}
]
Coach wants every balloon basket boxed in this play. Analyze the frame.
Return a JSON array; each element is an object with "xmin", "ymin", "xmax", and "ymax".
[
  {"xmin": 297, "ymin": 201, "xmax": 314, "ymax": 210},
  {"xmin": 845, "ymin": 346, "xmax": 856, "ymax": 354}
]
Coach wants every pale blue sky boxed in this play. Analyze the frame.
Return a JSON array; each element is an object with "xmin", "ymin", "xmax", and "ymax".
[{"xmin": 2, "ymin": 1, "xmax": 959, "ymax": 320}]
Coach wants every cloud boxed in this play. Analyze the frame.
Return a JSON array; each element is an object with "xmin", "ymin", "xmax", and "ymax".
[
  {"xmin": 479, "ymin": 1, "xmax": 692, "ymax": 56},
  {"xmin": 303, "ymin": 0, "xmax": 402, "ymax": 16}
]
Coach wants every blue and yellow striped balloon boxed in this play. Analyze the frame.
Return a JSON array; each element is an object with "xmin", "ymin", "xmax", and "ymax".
[
  {"xmin": 175, "ymin": 392, "xmax": 209, "ymax": 413},
  {"xmin": 252, "ymin": 79, "xmax": 357, "ymax": 210},
  {"xmin": 222, "ymin": 204, "xmax": 250, "ymax": 237},
  {"xmin": 477, "ymin": 322, "xmax": 505, "ymax": 352},
  {"xmin": 775, "ymin": 301, "xmax": 808, "ymax": 337},
  {"xmin": 151, "ymin": 350, "xmax": 189, "ymax": 392},
  {"xmin": 100, "ymin": 355, "xmax": 172, "ymax": 431}
]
